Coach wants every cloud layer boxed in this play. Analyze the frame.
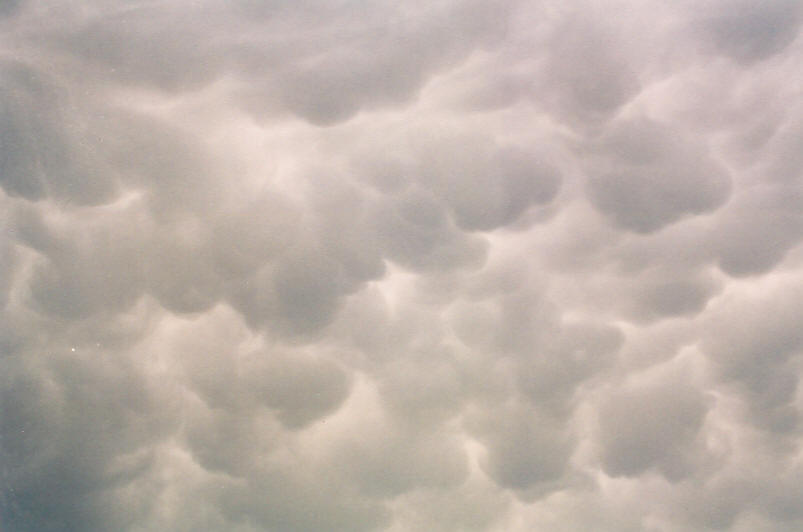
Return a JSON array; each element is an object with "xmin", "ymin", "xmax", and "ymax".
[{"xmin": 1, "ymin": 1, "xmax": 802, "ymax": 531}]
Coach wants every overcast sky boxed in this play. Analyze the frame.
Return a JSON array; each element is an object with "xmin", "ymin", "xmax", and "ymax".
[{"xmin": 1, "ymin": 1, "xmax": 803, "ymax": 531}]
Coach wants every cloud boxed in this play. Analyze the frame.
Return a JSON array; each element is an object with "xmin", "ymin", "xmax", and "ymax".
[
  {"xmin": 0, "ymin": 60, "xmax": 120, "ymax": 205},
  {"xmin": 1, "ymin": 1, "xmax": 802, "ymax": 531},
  {"xmin": 594, "ymin": 360, "xmax": 713, "ymax": 480},
  {"xmin": 696, "ymin": 0, "xmax": 803, "ymax": 64},
  {"xmin": 468, "ymin": 400, "xmax": 576, "ymax": 494},
  {"xmin": 584, "ymin": 115, "xmax": 733, "ymax": 233}
]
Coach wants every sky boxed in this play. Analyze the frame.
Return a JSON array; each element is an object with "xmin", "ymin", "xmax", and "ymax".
[{"xmin": 1, "ymin": 1, "xmax": 802, "ymax": 531}]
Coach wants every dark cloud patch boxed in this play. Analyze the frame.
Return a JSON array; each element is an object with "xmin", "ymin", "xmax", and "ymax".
[
  {"xmin": 34, "ymin": 0, "xmax": 513, "ymax": 125},
  {"xmin": 0, "ymin": 0, "xmax": 22, "ymax": 18},
  {"xmin": 595, "ymin": 363, "xmax": 713, "ymax": 480},
  {"xmin": 712, "ymin": 186, "xmax": 803, "ymax": 276},
  {"xmin": 419, "ymin": 138, "xmax": 562, "ymax": 232},
  {"xmin": 698, "ymin": 0, "xmax": 803, "ymax": 64},
  {"xmin": 468, "ymin": 401, "xmax": 575, "ymax": 496},
  {"xmin": 622, "ymin": 268, "xmax": 723, "ymax": 321},
  {"xmin": 528, "ymin": 10, "xmax": 642, "ymax": 129},
  {"xmin": 585, "ymin": 116, "xmax": 732, "ymax": 233},
  {"xmin": 1, "ymin": 345, "xmax": 179, "ymax": 532},
  {"xmin": 0, "ymin": 60, "xmax": 119, "ymax": 205}
]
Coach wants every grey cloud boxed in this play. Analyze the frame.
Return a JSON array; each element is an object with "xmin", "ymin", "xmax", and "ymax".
[
  {"xmin": 182, "ymin": 405, "xmax": 281, "ymax": 477},
  {"xmin": 701, "ymin": 281, "xmax": 803, "ymax": 433},
  {"xmin": 418, "ymin": 138, "xmax": 562, "ymax": 232},
  {"xmin": 334, "ymin": 424, "xmax": 469, "ymax": 498},
  {"xmin": 376, "ymin": 347, "xmax": 467, "ymax": 426},
  {"xmin": 374, "ymin": 186, "xmax": 489, "ymax": 271},
  {"xmin": 666, "ymin": 445, "xmax": 803, "ymax": 530},
  {"xmin": 2, "ymin": 1, "xmax": 803, "ymax": 531},
  {"xmin": 712, "ymin": 186, "xmax": 803, "ymax": 276},
  {"xmin": 452, "ymin": 5, "xmax": 643, "ymax": 126},
  {"xmin": 1, "ymin": 345, "xmax": 180, "ymax": 532},
  {"xmin": 35, "ymin": 0, "xmax": 513, "ymax": 125},
  {"xmin": 634, "ymin": 275, "xmax": 719, "ymax": 318},
  {"xmin": 0, "ymin": 0, "xmax": 21, "ymax": 18},
  {"xmin": 13, "ymin": 202, "xmax": 145, "ymax": 318},
  {"xmin": 172, "ymin": 306, "xmax": 352, "ymax": 430},
  {"xmin": 585, "ymin": 116, "xmax": 733, "ymax": 233},
  {"xmin": 48, "ymin": 6, "xmax": 228, "ymax": 93},
  {"xmin": 219, "ymin": 469, "xmax": 390, "ymax": 532},
  {"xmin": 250, "ymin": 348, "xmax": 352, "ymax": 429},
  {"xmin": 525, "ymin": 10, "xmax": 642, "ymax": 130},
  {"xmin": 514, "ymin": 319, "xmax": 623, "ymax": 412},
  {"xmin": 761, "ymin": 108, "xmax": 803, "ymax": 185},
  {"xmin": 271, "ymin": 249, "xmax": 351, "ymax": 335},
  {"xmin": 468, "ymin": 401, "xmax": 575, "ymax": 494},
  {"xmin": 355, "ymin": 130, "xmax": 563, "ymax": 243},
  {"xmin": 595, "ymin": 364, "xmax": 713, "ymax": 480},
  {"xmin": 619, "ymin": 267, "xmax": 723, "ymax": 322},
  {"xmin": 448, "ymin": 288, "xmax": 556, "ymax": 358},
  {"xmin": 200, "ymin": 190, "xmax": 303, "ymax": 285},
  {"xmin": 668, "ymin": 474, "xmax": 759, "ymax": 530},
  {"xmin": 698, "ymin": 0, "xmax": 803, "ymax": 64},
  {"xmin": 245, "ymin": 0, "xmax": 514, "ymax": 125},
  {"xmin": 759, "ymin": 466, "xmax": 803, "ymax": 523},
  {"xmin": 391, "ymin": 475, "xmax": 511, "ymax": 532},
  {"xmin": 0, "ymin": 60, "xmax": 119, "ymax": 205},
  {"xmin": 0, "ymin": 217, "xmax": 17, "ymax": 310}
]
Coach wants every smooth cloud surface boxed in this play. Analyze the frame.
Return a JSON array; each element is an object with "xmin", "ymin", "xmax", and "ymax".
[{"xmin": 1, "ymin": 1, "xmax": 803, "ymax": 531}]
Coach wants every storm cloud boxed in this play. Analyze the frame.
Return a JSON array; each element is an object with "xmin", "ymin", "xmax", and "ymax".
[{"xmin": 1, "ymin": 1, "xmax": 802, "ymax": 531}]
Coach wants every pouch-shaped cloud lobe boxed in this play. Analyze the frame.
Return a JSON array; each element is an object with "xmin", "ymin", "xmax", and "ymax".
[{"xmin": 1, "ymin": 1, "xmax": 802, "ymax": 531}]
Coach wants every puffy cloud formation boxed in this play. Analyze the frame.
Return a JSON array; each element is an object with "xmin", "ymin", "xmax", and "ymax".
[{"xmin": 1, "ymin": 1, "xmax": 802, "ymax": 531}]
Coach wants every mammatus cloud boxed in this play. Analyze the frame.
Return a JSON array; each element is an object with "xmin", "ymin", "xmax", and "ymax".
[{"xmin": 1, "ymin": 1, "xmax": 802, "ymax": 531}]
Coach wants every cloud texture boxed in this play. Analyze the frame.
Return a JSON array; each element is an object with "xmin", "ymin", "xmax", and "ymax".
[{"xmin": 1, "ymin": 1, "xmax": 802, "ymax": 531}]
